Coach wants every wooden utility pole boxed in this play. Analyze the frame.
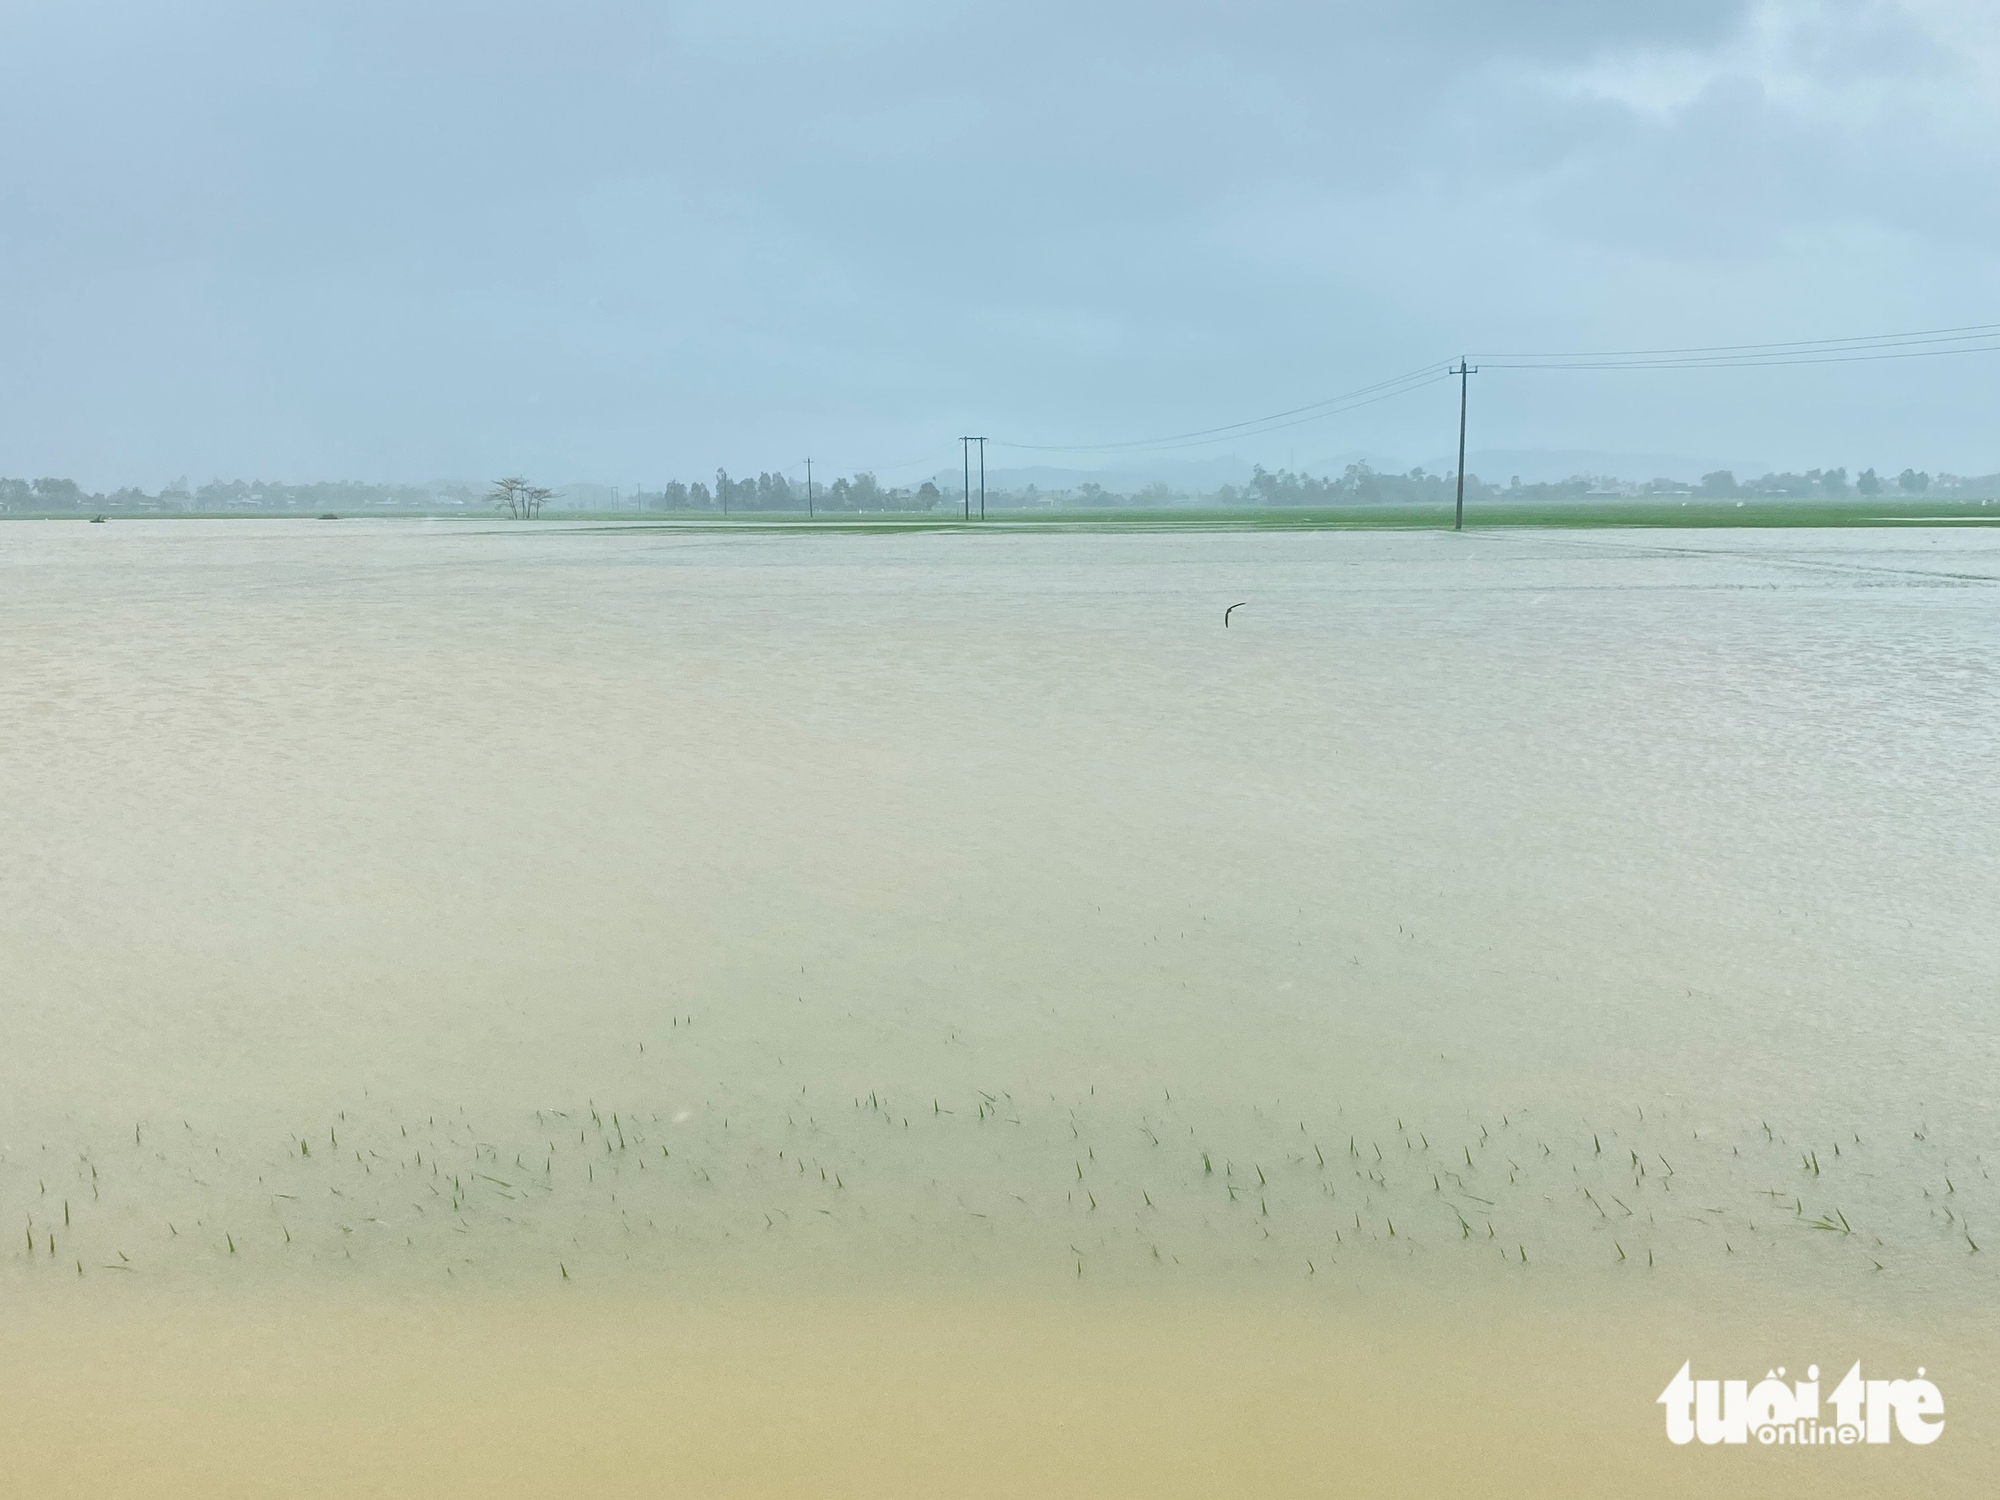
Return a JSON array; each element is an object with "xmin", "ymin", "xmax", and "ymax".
[
  {"xmin": 960, "ymin": 438, "xmax": 972, "ymax": 520},
  {"xmin": 805, "ymin": 457, "xmax": 814, "ymax": 519},
  {"xmin": 975, "ymin": 437, "xmax": 987, "ymax": 520},
  {"xmin": 1452, "ymin": 359, "xmax": 1478, "ymax": 531}
]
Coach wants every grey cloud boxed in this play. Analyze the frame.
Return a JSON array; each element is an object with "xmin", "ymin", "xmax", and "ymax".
[{"xmin": 1, "ymin": 0, "xmax": 1995, "ymax": 486}]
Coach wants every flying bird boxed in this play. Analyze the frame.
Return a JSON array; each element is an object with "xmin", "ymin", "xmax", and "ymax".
[{"xmin": 1224, "ymin": 602, "xmax": 1247, "ymax": 627}]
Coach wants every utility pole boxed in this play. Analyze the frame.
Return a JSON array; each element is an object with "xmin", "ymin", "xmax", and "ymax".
[
  {"xmin": 960, "ymin": 437, "xmax": 972, "ymax": 521},
  {"xmin": 805, "ymin": 457, "xmax": 814, "ymax": 519},
  {"xmin": 975, "ymin": 437, "xmax": 987, "ymax": 520},
  {"xmin": 718, "ymin": 467, "xmax": 729, "ymax": 517},
  {"xmin": 1451, "ymin": 359, "xmax": 1479, "ymax": 531}
]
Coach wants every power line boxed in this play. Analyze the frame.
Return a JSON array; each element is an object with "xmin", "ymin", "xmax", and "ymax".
[
  {"xmin": 991, "ymin": 361, "xmax": 1455, "ymax": 455},
  {"xmin": 841, "ymin": 446, "xmax": 957, "ymax": 476},
  {"xmin": 1108, "ymin": 372, "xmax": 1458, "ymax": 454},
  {"xmin": 1480, "ymin": 319, "xmax": 2000, "ymax": 361},
  {"xmin": 985, "ymin": 317, "xmax": 2000, "ymax": 461},
  {"xmin": 698, "ymin": 315, "xmax": 2000, "ymax": 516},
  {"xmin": 777, "ymin": 446, "xmax": 957, "ymax": 485},
  {"xmin": 1482, "ymin": 342, "xmax": 2000, "ymax": 372}
]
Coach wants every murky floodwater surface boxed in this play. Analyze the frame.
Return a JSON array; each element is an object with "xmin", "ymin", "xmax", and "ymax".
[{"xmin": 2, "ymin": 520, "xmax": 1995, "ymax": 1495}]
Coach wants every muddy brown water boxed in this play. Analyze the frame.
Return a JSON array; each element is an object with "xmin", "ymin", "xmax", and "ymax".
[{"xmin": 3, "ymin": 519, "xmax": 1995, "ymax": 1495}]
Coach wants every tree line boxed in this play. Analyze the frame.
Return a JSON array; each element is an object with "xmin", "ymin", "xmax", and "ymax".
[
  {"xmin": 2, "ymin": 462, "xmax": 1991, "ymax": 515},
  {"xmin": 0, "ymin": 470, "xmax": 945, "ymax": 514},
  {"xmin": 671, "ymin": 470, "xmax": 942, "ymax": 512},
  {"xmin": 1198, "ymin": 463, "xmax": 1967, "ymax": 509},
  {"xmin": 0, "ymin": 477, "xmax": 478, "ymax": 513}
]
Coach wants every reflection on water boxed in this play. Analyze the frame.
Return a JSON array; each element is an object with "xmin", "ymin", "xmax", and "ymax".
[{"xmin": 2, "ymin": 520, "xmax": 1995, "ymax": 1493}]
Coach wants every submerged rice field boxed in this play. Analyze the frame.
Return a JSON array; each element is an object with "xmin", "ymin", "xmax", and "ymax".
[{"xmin": 2, "ymin": 518, "xmax": 1995, "ymax": 1496}]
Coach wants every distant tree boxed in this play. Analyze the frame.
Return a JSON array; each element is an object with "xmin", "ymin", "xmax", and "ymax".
[
  {"xmin": 489, "ymin": 476, "xmax": 551, "ymax": 519},
  {"xmin": 197, "ymin": 479, "xmax": 252, "ymax": 509},
  {"xmin": 1819, "ymin": 467, "xmax": 1849, "ymax": 496},
  {"xmin": 916, "ymin": 480, "xmax": 941, "ymax": 509},
  {"xmin": 1699, "ymin": 471, "xmax": 1736, "ymax": 496},
  {"xmin": 1755, "ymin": 471, "xmax": 1814, "ymax": 497},
  {"xmin": 31, "ymin": 477, "xmax": 83, "ymax": 510},
  {"xmin": 748, "ymin": 472, "xmax": 789, "ymax": 509},
  {"xmin": 714, "ymin": 469, "xmax": 764, "ymax": 512},
  {"xmin": 1856, "ymin": 468, "xmax": 1882, "ymax": 496},
  {"xmin": 1898, "ymin": 468, "xmax": 1930, "ymax": 494}
]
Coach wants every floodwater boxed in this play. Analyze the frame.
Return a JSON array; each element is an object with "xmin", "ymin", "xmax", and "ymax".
[{"xmin": 2, "ymin": 518, "xmax": 1996, "ymax": 1496}]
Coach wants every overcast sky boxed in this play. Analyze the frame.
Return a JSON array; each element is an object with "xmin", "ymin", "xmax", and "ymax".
[{"xmin": 5, "ymin": 0, "xmax": 1999, "ymax": 489}]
